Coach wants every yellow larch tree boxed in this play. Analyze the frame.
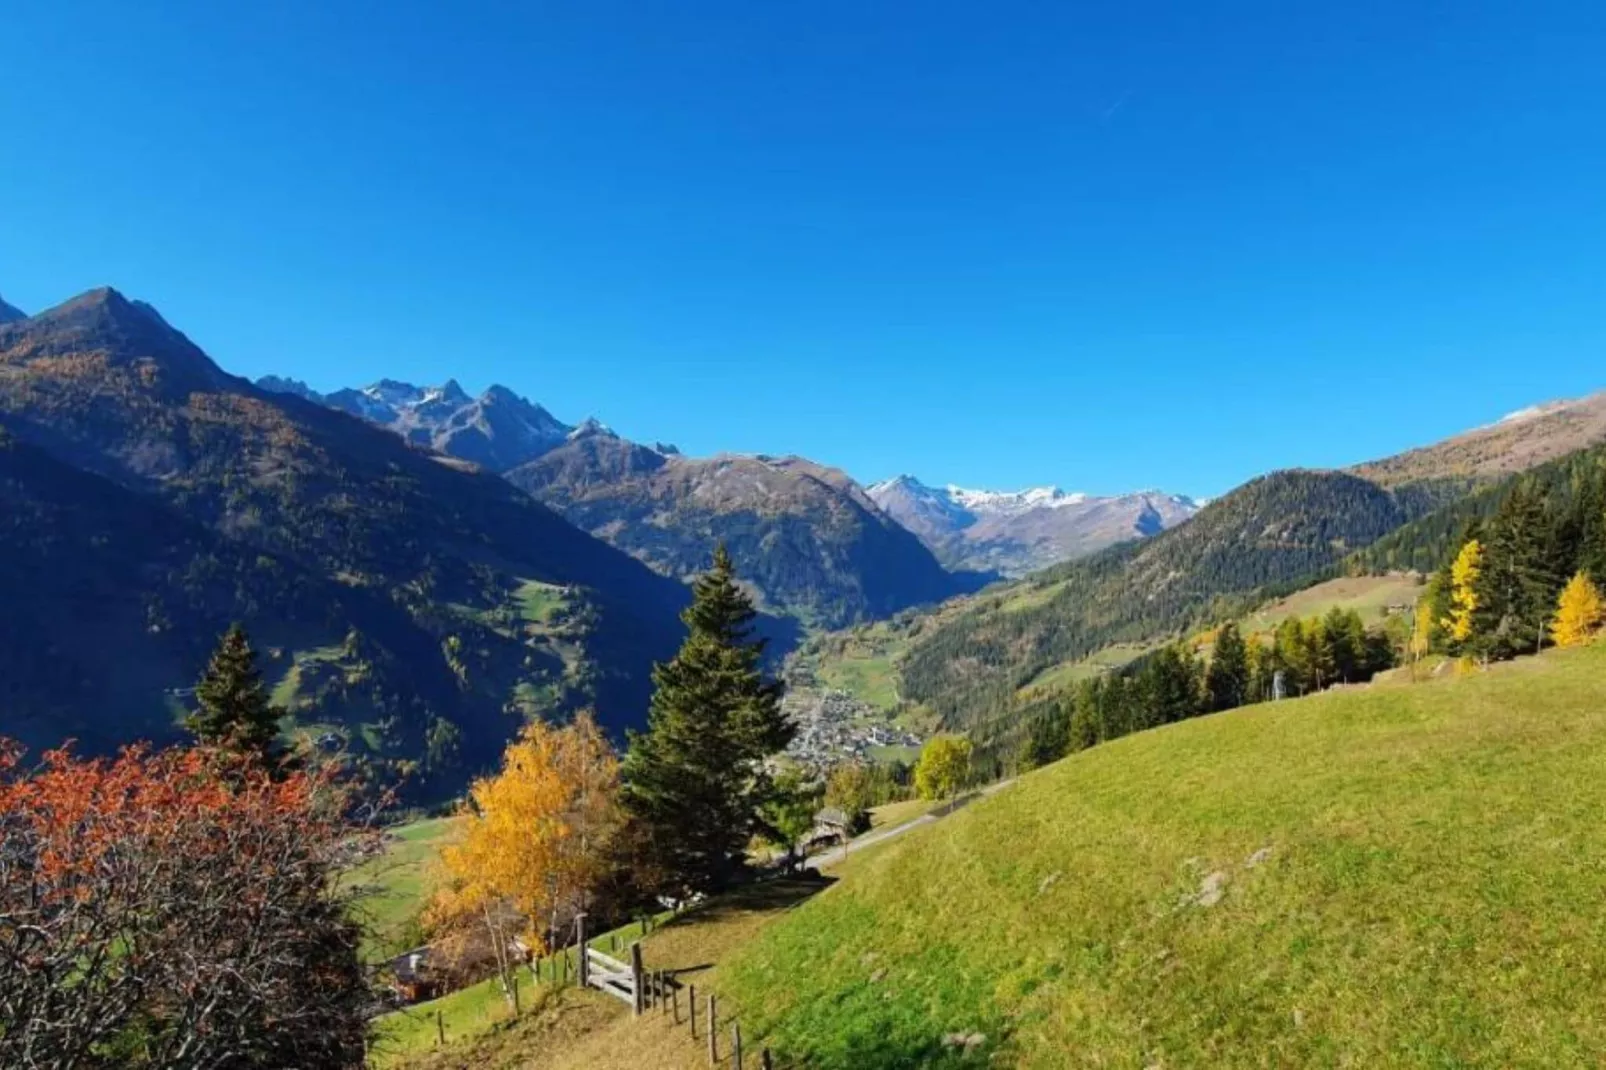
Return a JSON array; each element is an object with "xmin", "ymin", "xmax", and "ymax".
[
  {"xmin": 1444, "ymin": 539, "xmax": 1483, "ymax": 644},
  {"xmin": 1551, "ymin": 571, "xmax": 1604, "ymax": 648},
  {"xmin": 425, "ymin": 712, "xmax": 620, "ymax": 999}
]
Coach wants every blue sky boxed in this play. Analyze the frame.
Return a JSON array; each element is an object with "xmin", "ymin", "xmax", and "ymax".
[{"xmin": 2, "ymin": 2, "xmax": 1604, "ymax": 497}]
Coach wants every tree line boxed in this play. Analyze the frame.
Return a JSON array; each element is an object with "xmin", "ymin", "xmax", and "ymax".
[
  {"xmin": 1019, "ymin": 606, "xmax": 1400, "ymax": 770},
  {"xmin": 1413, "ymin": 470, "xmax": 1606, "ymax": 663}
]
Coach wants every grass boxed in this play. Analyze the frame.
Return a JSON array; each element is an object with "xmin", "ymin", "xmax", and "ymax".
[
  {"xmin": 1240, "ymin": 573, "xmax": 1422, "ymax": 637},
  {"xmin": 512, "ymin": 579, "xmax": 568, "ymax": 626},
  {"xmin": 868, "ymin": 797, "xmax": 938, "ymax": 830},
  {"xmin": 370, "ymin": 882, "xmax": 828, "ymax": 1069},
  {"xmin": 346, "ymin": 816, "xmax": 461, "ymax": 962},
  {"xmin": 268, "ymin": 642, "xmax": 347, "ymax": 708},
  {"xmin": 720, "ymin": 640, "xmax": 1606, "ymax": 1068},
  {"xmin": 816, "ymin": 651, "xmax": 900, "ymax": 711}
]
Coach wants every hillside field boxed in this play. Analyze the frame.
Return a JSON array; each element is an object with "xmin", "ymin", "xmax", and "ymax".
[{"xmin": 718, "ymin": 641, "xmax": 1606, "ymax": 1068}]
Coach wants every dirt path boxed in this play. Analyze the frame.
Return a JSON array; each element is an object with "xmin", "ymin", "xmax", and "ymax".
[{"xmin": 804, "ymin": 779, "xmax": 1014, "ymax": 872}]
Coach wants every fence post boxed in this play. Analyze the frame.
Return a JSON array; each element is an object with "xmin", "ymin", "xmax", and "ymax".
[
  {"xmin": 435, "ymin": 1008, "xmax": 445, "ymax": 1048},
  {"xmin": 673, "ymin": 983, "xmax": 682, "ymax": 1025},
  {"xmin": 733, "ymin": 1022, "xmax": 743, "ymax": 1070},
  {"xmin": 631, "ymin": 942, "xmax": 646, "ymax": 1017},
  {"xmin": 660, "ymin": 972, "xmax": 670, "ymax": 1016},
  {"xmin": 689, "ymin": 984, "xmax": 698, "ymax": 1039},
  {"xmin": 707, "ymin": 993, "xmax": 718, "ymax": 1065},
  {"xmin": 576, "ymin": 914, "xmax": 589, "ymax": 989}
]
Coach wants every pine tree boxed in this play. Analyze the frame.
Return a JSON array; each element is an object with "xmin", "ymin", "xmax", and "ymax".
[
  {"xmin": 1205, "ymin": 623, "xmax": 1249, "ymax": 712},
  {"xmin": 1478, "ymin": 485, "xmax": 1566, "ymax": 656},
  {"xmin": 1551, "ymin": 571, "xmax": 1604, "ymax": 648},
  {"xmin": 1021, "ymin": 702, "xmax": 1070, "ymax": 770},
  {"xmin": 187, "ymin": 624, "xmax": 284, "ymax": 766},
  {"xmin": 1067, "ymin": 681, "xmax": 1100, "ymax": 751},
  {"xmin": 619, "ymin": 546, "xmax": 791, "ymax": 896}
]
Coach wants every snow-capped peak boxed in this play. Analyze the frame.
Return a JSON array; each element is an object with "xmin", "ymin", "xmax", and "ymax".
[
  {"xmin": 945, "ymin": 485, "xmax": 1088, "ymax": 514},
  {"xmin": 567, "ymin": 416, "xmax": 616, "ymax": 440}
]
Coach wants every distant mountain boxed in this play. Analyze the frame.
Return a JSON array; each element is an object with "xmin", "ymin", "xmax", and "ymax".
[
  {"xmin": 891, "ymin": 469, "xmax": 1427, "ymax": 734},
  {"xmin": 506, "ymin": 427, "xmax": 969, "ymax": 628},
  {"xmin": 0, "ymin": 289, "xmax": 686, "ymax": 799},
  {"xmin": 0, "ymin": 294, "xmax": 25, "ymax": 324},
  {"xmin": 1351, "ymin": 391, "xmax": 1606, "ymax": 496},
  {"xmin": 867, "ymin": 475, "xmax": 1200, "ymax": 575},
  {"xmin": 258, "ymin": 376, "xmax": 575, "ymax": 473},
  {"xmin": 255, "ymin": 374, "xmax": 325, "ymax": 403},
  {"xmin": 273, "ymin": 375, "xmax": 968, "ymax": 627}
]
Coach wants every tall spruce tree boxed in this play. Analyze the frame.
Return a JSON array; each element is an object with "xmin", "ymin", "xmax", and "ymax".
[
  {"xmin": 187, "ymin": 623, "xmax": 284, "ymax": 766},
  {"xmin": 620, "ymin": 546, "xmax": 791, "ymax": 896},
  {"xmin": 1205, "ymin": 623, "xmax": 1249, "ymax": 712}
]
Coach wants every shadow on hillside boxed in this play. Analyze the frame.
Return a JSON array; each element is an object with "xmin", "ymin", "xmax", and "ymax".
[{"xmin": 661, "ymin": 876, "xmax": 833, "ymax": 948}]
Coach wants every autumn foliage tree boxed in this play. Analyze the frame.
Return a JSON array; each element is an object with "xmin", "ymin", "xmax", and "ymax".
[
  {"xmin": 1551, "ymin": 571, "xmax": 1604, "ymax": 647},
  {"xmin": 1444, "ymin": 539, "xmax": 1484, "ymax": 649},
  {"xmin": 914, "ymin": 735, "xmax": 972, "ymax": 801},
  {"xmin": 426, "ymin": 712, "xmax": 620, "ymax": 998},
  {"xmin": 0, "ymin": 741, "xmax": 374, "ymax": 1069}
]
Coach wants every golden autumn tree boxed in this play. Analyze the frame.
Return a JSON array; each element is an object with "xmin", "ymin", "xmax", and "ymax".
[
  {"xmin": 1410, "ymin": 597, "xmax": 1436, "ymax": 669},
  {"xmin": 1551, "ymin": 571, "xmax": 1605, "ymax": 648},
  {"xmin": 914, "ymin": 734, "xmax": 972, "ymax": 801},
  {"xmin": 1444, "ymin": 539, "xmax": 1484, "ymax": 645},
  {"xmin": 425, "ymin": 712, "xmax": 620, "ymax": 1000}
]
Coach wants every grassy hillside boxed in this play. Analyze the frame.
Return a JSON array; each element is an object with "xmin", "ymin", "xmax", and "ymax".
[
  {"xmin": 345, "ymin": 816, "xmax": 461, "ymax": 962},
  {"xmin": 720, "ymin": 641, "xmax": 1606, "ymax": 1068}
]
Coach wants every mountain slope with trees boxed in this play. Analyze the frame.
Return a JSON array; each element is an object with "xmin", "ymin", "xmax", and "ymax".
[
  {"xmin": 894, "ymin": 469, "xmax": 1422, "ymax": 733},
  {"xmin": 0, "ymin": 288, "xmax": 688, "ymax": 797},
  {"xmin": 507, "ymin": 429, "xmax": 969, "ymax": 628}
]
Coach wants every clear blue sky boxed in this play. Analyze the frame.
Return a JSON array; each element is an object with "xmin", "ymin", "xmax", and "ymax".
[{"xmin": 3, "ymin": 2, "xmax": 1604, "ymax": 498}]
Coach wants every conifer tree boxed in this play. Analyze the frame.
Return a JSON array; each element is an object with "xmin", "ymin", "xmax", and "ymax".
[
  {"xmin": 1021, "ymin": 702, "xmax": 1070, "ymax": 770},
  {"xmin": 187, "ymin": 624, "xmax": 284, "ymax": 767},
  {"xmin": 1205, "ymin": 623, "xmax": 1249, "ymax": 712},
  {"xmin": 1067, "ymin": 679, "xmax": 1100, "ymax": 751},
  {"xmin": 1472, "ymin": 485, "xmax": 1567, "ymax": 656},
  {"xmin": 620, "ymin": 546, "xmax": 791, "ymax": 896},
  {"xmin": 1551, "ymin": 571, "xmax": 1604, "ymax": 648}
]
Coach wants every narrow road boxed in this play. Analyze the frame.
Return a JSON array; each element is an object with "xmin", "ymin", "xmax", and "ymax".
[{"xmin": 804, "ymin": 778, "xmax": 1015, "ymax": 872}]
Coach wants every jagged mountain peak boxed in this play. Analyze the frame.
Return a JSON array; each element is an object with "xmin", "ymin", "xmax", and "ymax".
[
  {"xmin": 568, "ymin": 416, "xmax": 616, "ymax": 440},
  {"xmin": 255, "ymin": 375, "xmax": 325, "ymax": 403}
]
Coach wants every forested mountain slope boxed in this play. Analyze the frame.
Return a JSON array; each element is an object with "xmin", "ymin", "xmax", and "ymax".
[
  {"xmin": 506, "ymin": 429, "xmax": 969, "ymax": 628},
  {"xmin": 884, "ymin": 471, "xmax": 1426, "ymax": 732},
  {"xmin": 0, "ymin": 288, "xmax": 687, "ymax": 796},
  {"xmin": 1353, "ymin": 438, "xmax": 1606, "ymax": 575}
]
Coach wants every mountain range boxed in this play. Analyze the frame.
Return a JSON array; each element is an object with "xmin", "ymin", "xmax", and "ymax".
[
  {"xmin": 866, "ymin": 476, "xmax": 1201, "ymax": 575},
  {"xmin": 0, "ymin": 288, "xmax": 687, "ymax": 798},
  {"xmin": 257, "ymin": 376, "xmax": 1200, "ymax": 615},
  {"xmin": 811, "ymin": 393, "xmax": 1606, "ymax": 750}
]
